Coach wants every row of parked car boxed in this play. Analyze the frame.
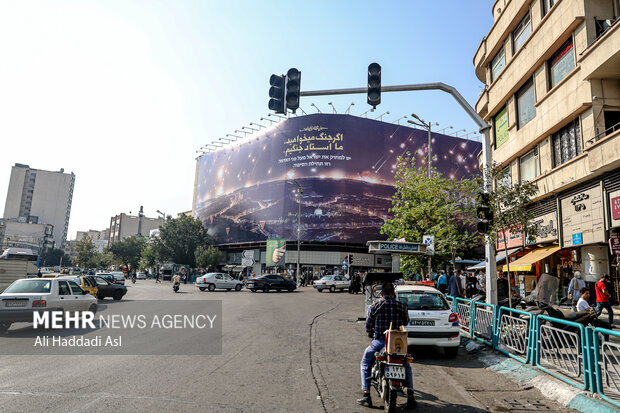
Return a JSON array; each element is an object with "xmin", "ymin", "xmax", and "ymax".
[{"xmin": 194, "ymin": 273, "xmax": 355, "ymax": 293}]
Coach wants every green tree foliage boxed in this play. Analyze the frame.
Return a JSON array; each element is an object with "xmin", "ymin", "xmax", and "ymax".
[
  {"xmin": 381, "ymin": 156, "xmax": 481, "ymax": 277},
  {"xmin": 94, "ymin": 250, "xmax": 115, "ymax": 270},
  {"xmin": 195, "ymin": 246, "xmax": 223, "ymax": 270},
  {"xmin": 107, "ymin": 236, "xmax": 147, "ymax": 271},
  {"xmin": 153, "ymin": 215, "xmax": 212, "ymax": 267},
  {"xmin": 140, "ymin": 243, "xmax": 160, "ymax": 271},
  {"xmin": 484, "ymin": 164, "xmax": 538, "ymax": 306},
  {"xmin": 75, "ymin": 235, "xmax": 98, "ymax": 268},
  {"xmin": 40, "ymin": 247, "xmax": 71, "ymax": 267}
]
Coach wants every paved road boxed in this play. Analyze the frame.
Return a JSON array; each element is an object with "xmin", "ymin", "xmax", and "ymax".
[{"xmin": 0, "ymin": 280, "xmax": 573, "ymax": 412}]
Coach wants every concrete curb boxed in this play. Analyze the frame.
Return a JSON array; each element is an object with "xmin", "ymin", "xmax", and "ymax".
[{"xmin": 472, "ymin": 347, "xmax": 619, "ymax": 413}]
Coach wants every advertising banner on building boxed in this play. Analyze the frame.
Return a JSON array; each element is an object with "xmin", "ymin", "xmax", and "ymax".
[
  {"xmin": 497, "ymin": 227, "xmax": 524, "ymax": 250},
  {"xmin": 560, "ymin": 185, "xmax": 605, "ymax": 247},
  {"xmin": 194, "ymin": 114, "xmax": 481, "ymax": 244},
  {"xmin": 526, "ymin": 211, "xmax": 558, "ymax": 245},
  {"xmin": 495, "ymin": 107, "xmax": 509, "ymax": 147},
  {"xmin": 609, "ymin": 189, "xmax": 620, "ymax": 228},
  {"xmin": 266, "ymin": 239, "xmax": 286, "ymax": 267}
]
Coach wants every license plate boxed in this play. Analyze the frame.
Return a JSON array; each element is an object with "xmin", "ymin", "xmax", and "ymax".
[
  {"xmin": 385, "ymin": 366, "xmax": 406, "ymax": 379},
  {"xmin": 410, "ymin": 320, "xmax": 435, "ymax": 326},
  {"xmin": 4, "ymin": 300, "xmax": 27, "ymax": 307}
]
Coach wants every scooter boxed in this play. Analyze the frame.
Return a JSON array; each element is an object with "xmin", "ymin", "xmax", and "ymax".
[
  {"xmin": 368, "ymin": 330, "xmax": 413, "ymax": 413},
  {"xmin": 131, "ymin": 276, "xmax": 136, "ymax": 284},
  {"xmin": 173, "ymin": 282, "xmax": 179, "ymax": 293}
]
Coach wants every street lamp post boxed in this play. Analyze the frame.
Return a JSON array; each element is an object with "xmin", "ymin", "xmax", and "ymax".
[
  {"xmin": 290, "ymin": 180, "xmax": 303, "ymax": 286},
  {"xmin": 408, "ymin": 114, "xmax": 439, "ymax": 280}
]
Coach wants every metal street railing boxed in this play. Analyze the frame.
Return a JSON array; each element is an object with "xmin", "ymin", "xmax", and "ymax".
[
  {"xmin": 495, "ymin": 307, "xmax": 533, "ymax": 364},
  {"xmin": 472, "ymin": 302, "xmax": 495, "ymax": 346},
  {"xmin": 455, "ymin": 298, "xmax": 472, "ymax": 337}
]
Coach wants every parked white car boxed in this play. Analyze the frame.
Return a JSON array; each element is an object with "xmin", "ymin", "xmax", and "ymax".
[
  {"xmin": 0, "ymin": 278, "xmax": 98, "ymax": 331},
  {"xmin": 196, "ymin": 273, "xmax": 243, "ymax": 292},
  {"xmin": 136, "ymin": 272, "xmax": 147, "ymax": 280},
  {"xmin": 110, "ymin": 271, "xmax": 125, "ymax": 285},
  {"xmin": 395, "ymin": 284, "xmax": 460, "ymax": 358},
  {"xmin": 313, "ymin": 275, "xmax": 350, "ymax": 292}
]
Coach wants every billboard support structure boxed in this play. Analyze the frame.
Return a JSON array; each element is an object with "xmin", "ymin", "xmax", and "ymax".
[{"xmin": 301, "ymin": 82, "xmax": 496, "ymax": 304}]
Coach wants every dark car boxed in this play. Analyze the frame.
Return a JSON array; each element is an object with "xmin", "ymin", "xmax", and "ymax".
[
  {"xmin": 245, "ymin": 275, "xmax": 296, "ymax": 293},
  {"xmin": 87, "ymin": 276, "xmax": 128, "ymax": 301}
]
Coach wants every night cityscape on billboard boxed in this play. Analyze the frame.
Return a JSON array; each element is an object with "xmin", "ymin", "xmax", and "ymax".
[{"xmin": 195, "ymin": 114, "xmax": 481, "ymax": 244}]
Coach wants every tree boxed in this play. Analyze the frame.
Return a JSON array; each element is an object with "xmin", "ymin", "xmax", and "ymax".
[
  {"xmin": 75, "ymin": 235, "xmax": 98, "ymax": 268},
  {"xmin": 153, "ymin": 215, "xmax": 212, "ymax": 267},
  {"xmin": 40, "ymin": 247, "xmax": 71, "ymax": 267},
  {"xmin": 381, "ymin": 156, "xmax": 481, "ymax": 278},
  {"xmin": 195, "ymin": 246, "xmax": 223, "ymax": 271},
  {"xmin": 483, "ymin": 164, "xmax": 538, "ymax": 306},
  {"xmin": 107, "ymin": 236, "xmax": 147, "ymax": 272},
  {"xmin": 94, "ymin": 250, "xmax": 115, "ymax": 270},
  {"xmin": 140, "ymin": 243, "xmax": 160, "ymax": 271}
]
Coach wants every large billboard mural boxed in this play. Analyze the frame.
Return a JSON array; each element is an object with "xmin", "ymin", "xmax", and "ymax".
[{"xmin": 194, "ymin": 114, "xmax": 481, "ymax": 244}]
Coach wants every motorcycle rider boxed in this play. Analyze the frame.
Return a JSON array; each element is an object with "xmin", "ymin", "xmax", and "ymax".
[
  {"xmin": 172, "ymin": 272, "xmax": 181, "ymax": 290},
  {"xmin": 358, "ymin": 283, "xmax": 416, "ymax": 409}
]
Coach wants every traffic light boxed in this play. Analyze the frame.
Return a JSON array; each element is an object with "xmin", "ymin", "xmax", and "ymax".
[
  {"xmin": 476, "ymin": 192, "xmax": 494, "ymax": 234},
  {"xmin": 285, "ymin": 68, "xmax": 301, "ymax": 113},
  {"xmin": 348, "ymin": 254, "xmax": 354, "ymax": 266},
  {"xmin": 268, "ymin": 74, "xmax": 286, "ymax": 114},
  {"xmin": 367, "ymin": 63, "xmax": 381, "ymax": 108}
]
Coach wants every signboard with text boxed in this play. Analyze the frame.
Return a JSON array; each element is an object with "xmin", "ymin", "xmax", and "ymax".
[
  {"xmin": 610, "ymin": 189, "xmax": 620, "ymax": 228},
  {"xmin": 609, "ymin": 237, "xmax": 620, "ymax": 255},
  {"xmin": 526, "ymin": 211, "xmax": 558, "ymax": 245},
  {"xmin": 497, "ymin": 227, "xmax": 524, "ymax": 250},
  {"xmin": 561, "ymin": 185, "xmax": 605, "ymax": 247}
]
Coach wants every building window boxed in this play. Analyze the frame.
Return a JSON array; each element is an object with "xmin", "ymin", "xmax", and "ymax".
[
  {"xmin": 520, "ymin": 148, "xmax": 540, "ymax": 182},
  {"xmin": 497, "ymin": 166, "xmax": 512, "ymax": 187},
  {"xmin": 490, "ymin": 47, "xmax": 506, "ymax": 82},
  {"xmin": 516, "ymin": 78, "xmax": 536, "ymax": 128},
  {"xmin": 542, "ymin": 0, "xmax": 555, "ymax": 16},
  {"xmin": 548, "ymin": 39, "xmax": 575, "ymax": 88},
  {"xmin": 513, "ymin": 12, "xmax": 532, "ymax": 52},
  {"xmin": 552, "ymin": 119, "xmax": 582, "ymax": 167},
  {"xmin": 494, "ymin": 106, "xmax": 509, "ymax": 147}
]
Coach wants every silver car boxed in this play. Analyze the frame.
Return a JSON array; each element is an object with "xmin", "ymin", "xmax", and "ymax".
[
  {"xmin": 313, "ymin": 275, "xmax": 351, "ymax": 292},
  {"xmin": 196, "ymin": 273, "xmax": 243, "ymax": 292},
  {"xmin": 0, "ymin": 278, "xmax": 98, "ymax": 331}
]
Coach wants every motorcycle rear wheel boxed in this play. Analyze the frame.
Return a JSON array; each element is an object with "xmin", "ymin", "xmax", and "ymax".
[{"xmin": 382, "ymin": 379, "xmax": 397, "ymax": 413}]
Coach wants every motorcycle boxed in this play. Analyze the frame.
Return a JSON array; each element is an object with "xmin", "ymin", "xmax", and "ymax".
[
  {"xmin": 131, "ymin": 276, "xmax": 136, "ymax": 284},
  {"xmin": 173, "ymin": 283, "xmax": 179, "ymax": 293},
  {"xmin": 368, "ymin": 330, "xmax": 413, "ymax": 413}
]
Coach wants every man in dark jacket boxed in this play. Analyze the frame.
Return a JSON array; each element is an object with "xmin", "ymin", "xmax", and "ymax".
[{"xmin": 448, "ymin": 272, "xmax": 462, "ymax": 297}]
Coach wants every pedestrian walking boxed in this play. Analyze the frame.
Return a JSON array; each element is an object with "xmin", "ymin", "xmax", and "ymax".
[
  {"xmin": 596, "ymin": 274, "xmax": 613, "ymax": 324},
  {"xmin": 437, "ymin": 271, "xmax": 448, "ymax": 294},
  {"xmin": 567, "ymin": 271, "xmax": 586, "ymax": 311},
  {"xmin": 155, "ymin": 268, "xmax": 161, "ymax": 283},
  {"xmin": 448, "ymin": 271, "xmax": 462, "ymax": 298}
]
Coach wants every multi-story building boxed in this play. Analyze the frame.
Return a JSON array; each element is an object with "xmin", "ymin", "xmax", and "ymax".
[
  {"xmin": 108, "ymin": 213, "xmax": 164, "ymax": 244},
  {"xmin": 76, "ymin": 229, "xmax": 109, "ymax": 241},
  {"xmin": 0, "ymin": 219, "xmax": 54, "ymax": 254},
  {"xmin": 474, "ymin": 0, "xmax": 620, "ymax": 291},
  {"xmin": 2, "ymin": 164, "xmax": 75, "ymax": 250}
]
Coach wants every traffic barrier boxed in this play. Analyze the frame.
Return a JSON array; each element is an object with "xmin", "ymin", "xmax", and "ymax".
[
  {"xmin": 534, "ymin": 315, "xmax": 591, "ymax": 391},
  {"xmin": 472, "ymin": 302, "xmax": 496, "ymax": 347},
  {"xmin": 494, "ymin": 307, "xmax": 534, "ymax": 364},
  {"xmin": 593, "ymin": 327, "xmax": 620, "ymax": 408},
  {"xmin": 454, "ymin": 297, "xmax": 472, "ymax": 337}
]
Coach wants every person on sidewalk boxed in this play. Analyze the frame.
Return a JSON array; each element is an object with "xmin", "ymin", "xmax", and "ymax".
[
  {"xmin": 448, "ymin": 271, "xmax": 462, "ymax": 298},
  {"xmin": 436, "ymin": 271, "xmax": 448, "ymax": 294},
  {"xmin": 595, "ymin": 274, "xmax": 613, "ymax": 324},
  {"xmin": 568, "ymin": 271, "xmax": 586, "ymax": 311}
]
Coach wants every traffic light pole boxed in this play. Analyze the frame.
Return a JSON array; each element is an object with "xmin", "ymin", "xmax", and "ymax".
[{"xmin": 299, "ymin": 82, "xmax": 497, "ymax": 304}]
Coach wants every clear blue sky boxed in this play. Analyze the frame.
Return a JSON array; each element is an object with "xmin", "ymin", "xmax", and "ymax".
[{"xmin": 0, "ymin": 0, "xmax": 494, "ymax": 239}]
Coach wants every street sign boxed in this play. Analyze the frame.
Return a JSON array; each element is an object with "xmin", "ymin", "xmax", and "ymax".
[
  {"xmin": 366, "ymin": 240, "xmax": 427, "ymax": 255},
  {"xmin": 610, "ymin": 237, "xmax": 620, "ymax": 255},
  {"xmin": 241, "ymin": 257, "xmax": 255, "ymax": 267},
  {"xmin": 423, "ymin": 235, "xmax": 435, "ymax": 256}
]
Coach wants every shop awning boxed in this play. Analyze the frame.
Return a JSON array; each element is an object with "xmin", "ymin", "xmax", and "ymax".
[
  {"xmin": 502, "ymin": 245, "xmax": 560, "ymax": 272},
  {"xmin": 466, "ymin": 247, "xmax": 522, "ymax": 270}
]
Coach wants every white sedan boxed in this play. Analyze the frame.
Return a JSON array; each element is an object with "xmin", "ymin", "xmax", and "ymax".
[
  {"xmin": 0, "ymin": 278, "xmax": 98, "ymax": 331},
  {"xmin": 136, "ymin": 272, "xmax": 147, "ymax": 280},
  {"xmin": 196, "ymin": 273, "xmax": 243, "ymax": 292},
  {"xmin": 313, "ymin": 275, "xmax": 350, "ymax": 292},
  {"xmin": 395, "ymin": 284, "xmax": 460, "ymax": 358}
]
